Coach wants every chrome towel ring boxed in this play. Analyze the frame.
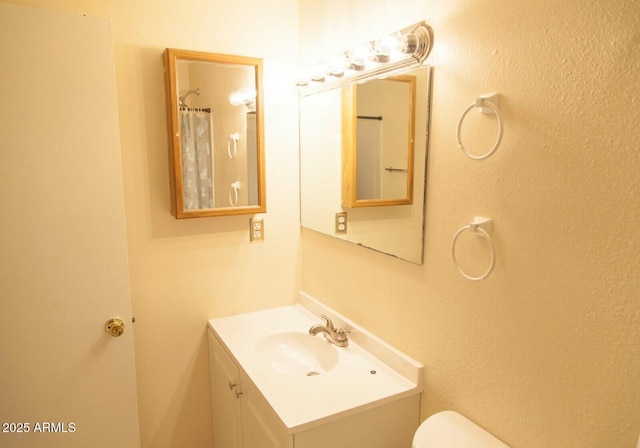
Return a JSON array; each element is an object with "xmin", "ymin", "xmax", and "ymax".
[
  {"xmin": 456, "ymin": 93, "xmax": 503, "ymax": 161},
  {"xmin": 451, "ymin": 217, "xmax": 496, "ymax": 281}
]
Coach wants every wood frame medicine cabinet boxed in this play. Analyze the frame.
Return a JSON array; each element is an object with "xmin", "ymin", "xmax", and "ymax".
[
  {"xmin": 341, "ymin": 74, "xmax": 416, "ymax": 208},
  {"xmin": 163, "ymin": 48, "xmax": 266, "ymax": 218}
]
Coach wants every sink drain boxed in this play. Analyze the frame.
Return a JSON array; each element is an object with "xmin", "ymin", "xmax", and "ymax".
[{"xmin": 305, "ymin": 371, "xmax": 320, "ymax": 376}]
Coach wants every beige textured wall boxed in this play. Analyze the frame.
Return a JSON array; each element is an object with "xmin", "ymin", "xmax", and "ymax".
[
  {"xmin": 5, "ymin": 0, "xmax": 639, "ymax": 446},
  {"xmin": 3, "ymin": 0, "xmax": 300, "ymax": 447},
  {"xmin": 300, "ymin": 0, "xmax": 640, "ymax": 447}
]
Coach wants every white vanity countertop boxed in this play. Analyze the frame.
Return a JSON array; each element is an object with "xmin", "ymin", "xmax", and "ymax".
[{"xmin": 208, "ymin": 291, "xmax": 424, "ymax": 433}]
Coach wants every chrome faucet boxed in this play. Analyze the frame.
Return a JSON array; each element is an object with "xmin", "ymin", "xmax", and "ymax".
[{"xmin": 309, "ymin": 314, "xmax": 349, "ymax": 347}]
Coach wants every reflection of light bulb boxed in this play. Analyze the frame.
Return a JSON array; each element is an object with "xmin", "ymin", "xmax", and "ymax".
[
  {"xmin": 375, "ymin": 31, "xmax": 402, "ymax": 62},
  {"xmin": 229, "ymin": 88, "xmax": 255, "ymax": 105},
  {"xmin": 229, "ymin": 88, "xmax": 256, "ymax": 111},
  {"xmin": 348, "ymin": 45, "xmax": 373, "ymax": 70},
  {"xmin": 228, "ymin": 91, "xmax": 244, "ymax": 106}
]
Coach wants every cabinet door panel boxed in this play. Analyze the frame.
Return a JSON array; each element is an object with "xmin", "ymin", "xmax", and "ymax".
[
  {"xmin": 240, "ymin": 370, "xmax": 290, "ymax": 448},
  {"xmin": 294, "ymin": 395, "xmax": 420, "ymax": 448},
  {"xmin": 209, "ymin": 333, "xmax": 243, "ymax": 448}
]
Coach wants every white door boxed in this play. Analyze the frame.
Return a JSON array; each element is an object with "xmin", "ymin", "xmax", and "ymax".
[{"xmin": 0, "ymin": 4, "xmax": 140, "ymax": 447}]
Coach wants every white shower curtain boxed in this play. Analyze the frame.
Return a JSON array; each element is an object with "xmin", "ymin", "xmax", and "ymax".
[{"xmin": 180, "ymin": 108, "xmax": 214, "ymax": 209}]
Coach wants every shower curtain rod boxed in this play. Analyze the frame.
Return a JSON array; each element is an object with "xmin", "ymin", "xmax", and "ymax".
[{"xmin": 180, "ymin": 107, "xmax": 211, "ymax": 113}]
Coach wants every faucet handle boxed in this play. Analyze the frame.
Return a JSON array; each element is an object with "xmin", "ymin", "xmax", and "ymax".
[
  {"xmin": 320, "ymin": 314, "xmax": 335, "ymax": 330},
  {"xmin": 334, "ymin": 327, "xmax": 349, "ymax": 346}
]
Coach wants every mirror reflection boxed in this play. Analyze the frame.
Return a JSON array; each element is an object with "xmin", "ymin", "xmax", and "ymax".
[
  {"xmin": 300, "ymin": 66, "xmax": 431, "ymax": 264},
  {"xmin": 164, "ymin": 48, "xmax": 266, "ymax": 218},
  {"xmin": 342, "ymin": 75, "xmax": 416, "ymax": 207}
]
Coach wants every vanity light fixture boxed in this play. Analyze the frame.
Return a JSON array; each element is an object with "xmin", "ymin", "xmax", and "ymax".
[{"xmin": 297, "ymin": 21, "xmax": 433, "ymax": 94}]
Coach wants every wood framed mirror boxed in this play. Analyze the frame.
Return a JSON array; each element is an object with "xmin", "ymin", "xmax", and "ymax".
[
  {"xmin": 163, "ymin": 48, "xmax": 266, "ymax": 218},
  {"xmin": 341, "ymin": 75, "xmax": 416, "ymax": 208}
]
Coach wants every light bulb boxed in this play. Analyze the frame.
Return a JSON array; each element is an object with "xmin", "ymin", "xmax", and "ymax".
[
  {"xmin": 348, "ymin": 45, "xmax": 373, "ymax": 70},
  {"xmin": 374, "ymin": 32, "xmax": 402, "ymax": 62},
  {"xmin": 328, "ymin": 54, "xmax": 347, "ymax": 77},
  {"xmin": 296, "ymin": 70, "xmax": 311, "ymax": 86},
  {"xmin": 310, "ymin": 63, "xmax": 327, "ymax": 82}
]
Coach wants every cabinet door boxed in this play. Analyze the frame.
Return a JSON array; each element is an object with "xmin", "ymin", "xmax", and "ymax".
[
  {"xmin": 293, "ymin": 394, "xmax": 420, "ymax": 448},
  {"xmin": 240, "ymin": 370, "xmax": 291, "ymax": 448},
  {"xmin": 209, "ymin": 332, "xmax": 243, "ymax": 448}
]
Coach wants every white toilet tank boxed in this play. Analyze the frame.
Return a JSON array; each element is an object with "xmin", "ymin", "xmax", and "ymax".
[{"xmin": 413, "ymin": 411, "xmax": 510, "ymax": 447}]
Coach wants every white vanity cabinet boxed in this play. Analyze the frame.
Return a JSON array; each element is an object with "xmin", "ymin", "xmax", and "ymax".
[
  {"xmin": 208, "ymin": 296, "xmax": 424, "ymax": 448},
  {"xmin": 210, "ymin": 331, "xmax": 289, "ymax": 448}
]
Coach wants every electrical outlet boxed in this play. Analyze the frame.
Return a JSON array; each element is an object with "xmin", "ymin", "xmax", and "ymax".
[
  {"xmin": 335, "ymin": 212, "xmax": 347, "ymax": 234},
  {"xmin": 250, "ymin": 218, "xmax": 264, "ymax": 242}
]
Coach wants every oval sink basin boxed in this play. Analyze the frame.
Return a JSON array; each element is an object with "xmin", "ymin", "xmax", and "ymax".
[{"xmin": 256, "ymin": 332, "xmax": 339, "ymax": 376}]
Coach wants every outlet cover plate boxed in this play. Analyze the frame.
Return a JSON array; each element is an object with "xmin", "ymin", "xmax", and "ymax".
[
  {"xmin": 335, "ymin": 212, "xmax": 347, "ymax": 234},
  {"xmin": 250, "ymin": 218, "xmax": 264, "ymax": 242}
]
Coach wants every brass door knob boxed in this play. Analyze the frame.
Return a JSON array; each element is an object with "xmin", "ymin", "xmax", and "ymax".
[{"xmin": 105, "ymin": 317, "xmax": 125, "ymax": 337}]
